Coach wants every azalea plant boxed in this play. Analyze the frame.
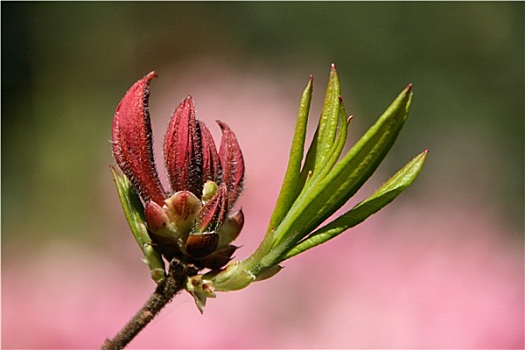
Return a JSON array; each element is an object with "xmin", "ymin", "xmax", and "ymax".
[{"xmin": 102, "ymin": 64, "xmax": 427, "ymax": 349}]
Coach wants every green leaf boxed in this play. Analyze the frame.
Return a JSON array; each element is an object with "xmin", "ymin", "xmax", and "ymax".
[
  {"xmin": 265, "ymin": 70, "xmax": 345, "ymax": 251},
  {"xmin": 296, "ymin": 125, "xmax": 318, "ymax": 190},
  {"xmin": 265, "ymin": 76, "xmax": 313, "ymax": 235},
  {"xmin": 111, "ymin": 166, "xmax": 166, "ymax": 283},
  {"xmin": 283, "ymin": 149, "xmax": 428, "ymax": 260},
  {"xmin": 271, "ymin": 84, "xmax": 413, "ymax": 253},
  {"xmin": 297, "ymin": 65, "xmax": 342, "ymax": 187},
  {"xmin": 314, "ymin": 64, "xmax": 341, "ymax": 170},
  {"xmin": 302, "ymin": 98, "xmax": 349, "ymax": 192}
]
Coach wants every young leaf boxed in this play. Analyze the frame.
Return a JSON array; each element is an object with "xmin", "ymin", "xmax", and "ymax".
[
  {"xmin": 111, "ymin": 166, "xmax": 166, "ymax": 283},
  {"xmin": 314, "ymin": 63, "xmax": 341, "ymax": 171},
  {"xmin": 298, "ymin": 64, "xmax": 342, "ymax": 186},
  {"xmin": 302, "ymin": 98, "xmax": 349, "ymax": 192},
  {"xmin": 271, "ymin": 84, "xmax": 413, "ymax": 251},
  {"xmin": 283, "ymin": 150, "xmax": 428, "ymax": 260},
  {"xmin": 266, "ymin": 76, "xmax": 313, "ymax": 235}
]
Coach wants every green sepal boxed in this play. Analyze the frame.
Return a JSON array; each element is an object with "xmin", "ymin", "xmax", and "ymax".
[
  {"xmin": 110, "ymin": 166, "xmax": 166, "ymax": 283},
  {"xmin": 283, "ymin": 150, "xmax": 428, "ymax": 260}
]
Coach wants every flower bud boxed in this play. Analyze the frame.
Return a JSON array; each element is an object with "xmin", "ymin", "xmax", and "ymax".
[{"xmin": 112, "ymin": 72, "xmax": 246, "ymax": 272}]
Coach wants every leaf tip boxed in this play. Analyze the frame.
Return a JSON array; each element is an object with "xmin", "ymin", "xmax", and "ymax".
[{"xmin": 413, "ymin": 149, "xmax": 430, "ymax": 168}]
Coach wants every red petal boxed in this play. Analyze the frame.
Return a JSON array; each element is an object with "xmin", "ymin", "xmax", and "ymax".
[
  {"xmin": 217, "ymin": 121, "xmax": 245, "ymax": 206},
  {"xmin": 112, "ymin": 71, "xmax": 166, "ymax": 205},
  {"xmin": 164, "ymin": 97, "xmax": 203, "ymax": 195}
]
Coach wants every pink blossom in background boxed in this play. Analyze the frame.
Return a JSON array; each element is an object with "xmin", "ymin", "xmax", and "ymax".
[{"xmin": 3, "ymin": 60, "xmax": 523, "ymax": 348}]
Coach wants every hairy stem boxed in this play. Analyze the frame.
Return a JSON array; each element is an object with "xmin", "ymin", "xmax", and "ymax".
[{"xmin": 101, "ymin": 258, "xmax": 197, "ymax": 350}]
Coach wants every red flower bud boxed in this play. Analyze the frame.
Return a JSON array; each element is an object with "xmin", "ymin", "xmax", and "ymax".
[{"xmin": 112, "ymin": 72, "xmax": 245, "ymax": 269}]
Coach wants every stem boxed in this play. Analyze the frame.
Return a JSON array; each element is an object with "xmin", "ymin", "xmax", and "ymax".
[{"xmin": 101, "ymin": 258, "xmax": 198, "ymax": 350}]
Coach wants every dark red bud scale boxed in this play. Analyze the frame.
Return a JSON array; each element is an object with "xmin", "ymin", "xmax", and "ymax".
[
  {"xmin": 185, "ymin": 233, "xmax": 219, "ymax": 258},
  {"xmin": 145, "ymin": 201, "xmax": 169, "ymax": 232},
  {"xmin": 199, "ymin": 120, "xmax": 220, "ymax": 184},
  {"xmin": 196, "ymin": 183, "xmax": 228, "ymax": 233},
  {"xmin": 164, "ymin": 97, "xmax": 203, "ymax": 195},
  {"xmin": 112, "ymin": 72, "xmax": 166, "ymax": 205},
  {"xmin": 217, "ymin": 121, "xmax": 245, "ymax": 206},
  {"xmin": 199, "ymin": 245, "xmax": 237, "ymax": 270}
]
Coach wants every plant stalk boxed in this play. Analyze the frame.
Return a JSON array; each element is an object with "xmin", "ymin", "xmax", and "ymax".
[{"xmin": 101, "ymin": 258, "xmax": 197, "ymax": 350}]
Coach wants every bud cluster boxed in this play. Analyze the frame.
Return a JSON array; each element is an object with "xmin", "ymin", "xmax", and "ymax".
[{"xmin": 112, "ymin": 72, "xmax": 245, "ymax": 269}]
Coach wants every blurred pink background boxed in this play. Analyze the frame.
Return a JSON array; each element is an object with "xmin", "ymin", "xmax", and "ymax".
[{"xmin": 3, "ymin": 59, "xmax": 523, "ymax": 348}]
